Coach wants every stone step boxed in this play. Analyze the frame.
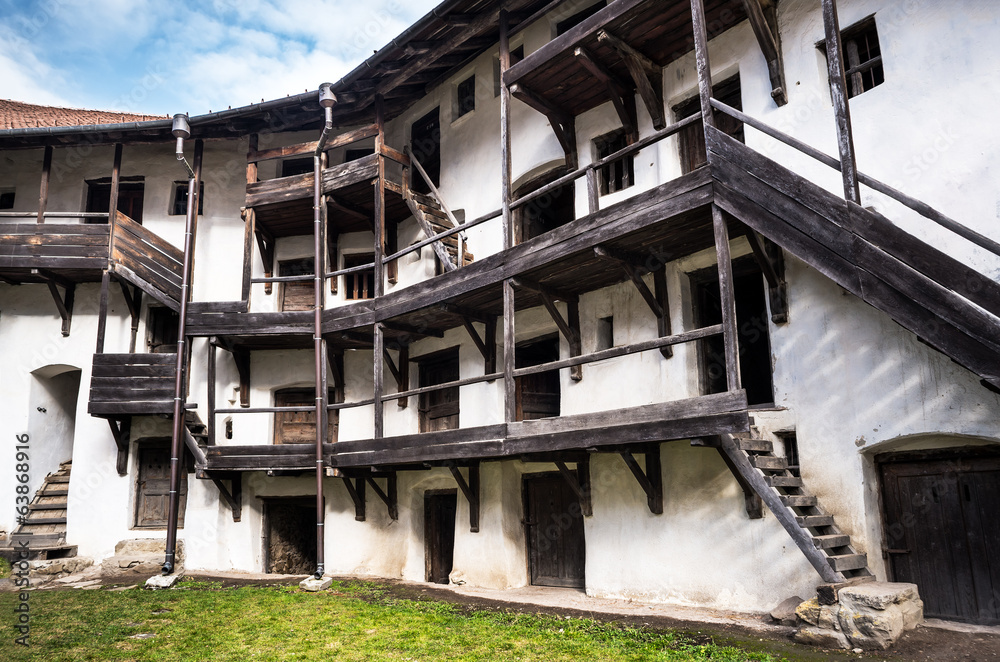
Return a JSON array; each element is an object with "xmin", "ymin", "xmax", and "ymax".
[
  {"xmin": 781, "ymin": 495, "xmax": 818, "ymax": 508},
  {"xmin": 827, "ymin": 553, "xmax": 868, "ymax": 572},
  {"xmin": 749, "ymin": 455, "xmax": 787, "ymax": 471},
  {"xmin": 738, "ymin": 438, "xmax": 773, "ymax": 453},
  {"xmin": 813, "ymin": 534, "xmax": 851, "ymax": 549},
  {"xmin": 796, "ymin": 515, "xmax": 835, "ymax": 528},
  {"xmin": 766, "ymin": 475, "xmax": 803, "ymax": 487}
]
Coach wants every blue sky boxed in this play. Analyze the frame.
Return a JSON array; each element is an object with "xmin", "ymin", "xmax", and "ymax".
[{"xmin": 1, "ymin": 0, "xmax": 440, "ymax": 116}]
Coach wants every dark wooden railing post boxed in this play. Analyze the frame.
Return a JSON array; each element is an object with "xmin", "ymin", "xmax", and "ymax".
[
  {"xmin": 500, "ymin": 8, "xmax": 513, "ymax": 251},
  {"xmin": 374, "ymin": 95, "xmax": 386, "ymax": 440},
  {"xmin": 690, "ymin": 0, "xmax": 716, "ymax": 131},
  {"xmin": 821, "ymin": 0, "xmax": 861, "ymax": 203}
]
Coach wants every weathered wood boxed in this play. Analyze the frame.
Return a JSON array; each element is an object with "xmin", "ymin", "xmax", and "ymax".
[
  {"xmin": 596, "ymin": 30, "xmax": 665, "ymax": 130},
  {"xmin": 619, "ymin": 447, "xmax": 663, "ymax": 514},
  {"xmin": 341, "ymin": 476, "xmax": 366, "ymax": 521},
  {"xmin": 207, "ymin": 342, "xmax": 217, "ymax": 445},
  {"xmin": 449, "ymin": 464, "xmax": 480, "ymax": 533},
  {"xmin": 402, "ymin": 178, "xmax": 457, "ymax": 273},
  {"xmin": 712, "ymin": 204, "xmax": 741, "ymax": 393},
  {"xmin": 574, "ymin": 46, "xmax": 638, "ymax": 142},
  {"xmin": 96, "ymin": 270, "xmax": 110, "ymax": 354},
  {"xmin": 821, "ymin": 0, "xmax": 861, "ymax": 203},
  {"xmin": 37, "ymin": 145, "xmax": 52, "ymax": 224},
  {"xmin": 713, "ymin": 445, "xmax": 764, "ymax": 519},
  {"xmin": 500, "ymin": 8, "xmax": 513, "ymax": 250},
  {"xmin": 555, "ymin": 460, "xmax": 592, "ymax": 517},
  {"xmin": 365, "ymin": 473, "xmax": 398, "ymax": 520},
  {"xmin": 740, "ymin": 0, "xmax": 786, "ymax": 105},
  {"xmin": 374, "ymin": 322, "xmax": 385, "ymax": 439},
  {"xmin": 690, "ymin": 0, "xmax": 716, "ymax": 131},
  {"xmin": 241, "ymin": 207, "xmax": 255, "ymax": 303},
  {"xmin": 716, "ymin": 433, "xmax": 843, "ymax": 582},
  {"xmin": 510, "ymin": 83, "xmax": 577, "ymax": 164},
  {"xmin": 504, "ymin": 279, "xmax": 516, "ymax": 424},
  {"xmin": 744, "ymin": 229, "xmax": 788, "ymax": 323},
  {"xmin": 43, "ymin": 279, "xmax": 74, "ymax": 336}
]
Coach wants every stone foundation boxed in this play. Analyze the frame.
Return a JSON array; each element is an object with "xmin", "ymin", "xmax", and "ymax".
[
  {"xmin": 99, "ymin": 539, "xmax": 185, "ymax": 578},
  {"xmin": 792, "ymin": 582, "xmax": 923, "ymax": 650}
]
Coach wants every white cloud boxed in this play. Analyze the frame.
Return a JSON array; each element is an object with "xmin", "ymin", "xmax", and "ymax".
[{"xmin": 0, "ymin": 26, "xmax": 74, "ymax": 107}]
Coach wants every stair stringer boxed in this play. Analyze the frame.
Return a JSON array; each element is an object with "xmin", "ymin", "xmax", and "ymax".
[
  {"xmin": 716, "ymin": 434, "xmax": 872, "ymax": 584},
  {"xmin": 403, "ymin": 190, "xmax": 459, "ymax": 273}
]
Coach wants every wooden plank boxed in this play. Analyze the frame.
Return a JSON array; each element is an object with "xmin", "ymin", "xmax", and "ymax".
[
  {"xmin": 740, "ymin": 0, "xmax": 786, "ymax": 105},
  {"xmin": 323, "ymin": 155, "xmax": 379, "ymax": 195},
  {"xmin": 37, "ymin": 145, "xmax": 52, "ymax": 224},
  {"xmin": 690, "ymin": 0, "xmax": 716, "ymax": 130},
  {"xmin": 596, "ymin": 30, "xmax": 665, "ymax": 129},
  {"xmin": 115, "ymin": 212, "xmax": 184, "ymax": 266},
  {"xmin": 821, "ymin": 0, "xmax": 861, "ymax": 202}
]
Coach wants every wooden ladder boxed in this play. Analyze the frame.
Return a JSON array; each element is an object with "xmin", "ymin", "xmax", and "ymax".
[
  {"xmin": 404, "ymin": 190, "xmax": 474, "ymax": 271},
  {"xmin": 715, "ymin": 432, "xmax": 873, "ymax": 584}
]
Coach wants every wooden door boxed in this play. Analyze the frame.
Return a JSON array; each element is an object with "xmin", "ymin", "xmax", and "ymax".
[
  {"xmin": 418, "ymin": 350, "xmax": 459, "ymax": 432},
  {"xmin": 425, "ymin": 491, "xmax": 457, "ymax": 584},
  {"xmin": 273, "ymin": 388, "xmax": 338, "ymax": 444},
  {"xmin": 134, "ymin": 444, "xmax": 186, "ymax": 528},
  {"xmin": 87, "ymin": 181, "xmax": 144, "ymax": 223},
  {"xmin": 880, "ymin": 453, "xmax": 1000, "ymax": 625},
  {"xmin": 524, "ymin": 473, "xmax": 585, "ymax": 588}
]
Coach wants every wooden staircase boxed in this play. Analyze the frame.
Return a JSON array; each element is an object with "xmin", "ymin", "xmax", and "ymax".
[
  {"xmin": 6, "ymin": 461, "xmax": 75, "ymax": 558},
  {"xmin": 714, "ymin": 432, "xmax": 873, "ymax": 584},
  {"xmin": 404, "ymin": 190, "xmax": 474, "ymax": 271}
]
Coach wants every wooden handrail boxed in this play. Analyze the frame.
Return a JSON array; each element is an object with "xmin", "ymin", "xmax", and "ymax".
[
  {"xmin": 382, "ymin": 208, "xmax": 501, "ymax": 265},
  {"xmin": 710, "ymin": 98, "xmax": 1000, "ymax": 258}
]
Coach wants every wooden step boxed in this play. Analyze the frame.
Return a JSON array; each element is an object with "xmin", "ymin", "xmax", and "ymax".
[
  {"xmin": 738, "ymin": 438, "xmax": 773, "ymax": 453},
  {"xmin": 749, "ymin": 455, "xmax": 787, "ymax": 471},
  {"xmin": 813, "ymin": 534, "xmax": 851, "ymax": 549},
  {"xmin": 47, "ymin": 475, "xmax": 71, "ymax": 483},
  {"xmin": 21, "ymin": 517, "xmax": 66, "ymax": 526},
  {"xmin": 796, "ymin": 515, "xmax": 835, "ymax": 528},
  {"xmin": 40, "ymin": 489, "xmax": 69, "ymax": 497},
  {"xmin": 28, "ymin": 503, "xmax": 67, "ymax": 511},
  {"xmin": 766, "ymin": 475, "xmax": 803, "ymax": 487},
  {"xmin": 417, "ymin": 203, "xmax": 450, "ymax": 221},
  {"xmin": 10, "ymin": 533, "xmax": 65, "ymax": 543},
  {"xmin": 828, "ymin": 554, "xmax": 868, "ymax": 572},
  {"xmin": 781, "ymin": 495, "xmax": 818, "ymax": 508}
]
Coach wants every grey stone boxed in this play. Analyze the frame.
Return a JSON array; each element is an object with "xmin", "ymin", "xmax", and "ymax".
[
  {"xmin": 794, "ymin": 626, "xmax": 850, "ymax": 649},
  {"xmin": 796, "ymin": 597, "xmax": 821, "ymax": 626},
  {"xmin": 770, "ymin": 595, "xmax": 804, "ymax": 626},
  {"xmin": 839, "ymin": 602, "xmax": 905, "ymax": 650},
  {"xmin": 816, "ymin": 577, "xmax": 874, "ymax": 605},
  {"xmin": 899, "ymin": 597, "xmax": 924, "ymax": 630},
  {"xmin": 299, "ymin": 576, "xmax": 332, "ymax": 592},
  {"xmin": 145, "ymin": 574, "xmax": 180, "ymax": 590},
  {"xmin": 838, "ymin": 583, "xmax": 918, "ymax": 611},
  {"xmin": 818, "ymin": 605, "xmax": 842, "ymax": 631}
]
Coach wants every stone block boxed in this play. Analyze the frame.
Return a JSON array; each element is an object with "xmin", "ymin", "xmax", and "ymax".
[
  {"xmin": 145, "ymin": 574, "xmax": 180, "ymax": 590},
  {"xmin": 899, "ymin": 597, "xmax": 924, "ymax": 630},
  {"xmin": 795, "ymin": 597, "xmax": 821, "ymax": 626},
  {"xmin": 838, "ymin": 582, "xmax": 917, "ymax": 611},
  {"xmin": 839, "ymin": 602, "xmax": 905, "ymax": 650},
  {"xmin": 770, "ymin": 596, "xmax": 804, "ymax": 626},
  {"xmin": 794, "ymin": 626, "xmax": 850, "ymax": 650},
  {"xmin": 299, "ymin": 576, "xmax": 332, "ymax": 592},
  {"xmin": 816, "ymin": 577, "xmax": 874, "ymax": 605},
  {"xmin": 818, "ymin": 605, "xmax": 842, "ymax": 631}
]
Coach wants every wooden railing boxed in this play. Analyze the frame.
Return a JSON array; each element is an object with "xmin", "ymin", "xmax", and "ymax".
[
  {"xmin": 88, "ymin": 353, "xmax": 177, "ymax": 417},
  {"xmin": 110, "ymin": 211, "xmax": 184, "ymax": 308},
  {"xmin": 0, "ymin": 222, "xmax": 110, "ymax": 271}
]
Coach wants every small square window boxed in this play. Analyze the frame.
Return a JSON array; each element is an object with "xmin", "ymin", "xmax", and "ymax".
[
  {"xmin": 596, "ymin": 316, "xmax": 614, "ymax": 351},
  {"xmin": 456, "ymin": 75, "xmax": 476, "ymax": 118},
  {"xmin": 0, "ymin": 189, "xmax": 14, "ymax": 210},
  {"xmin": 281, "ymin": 157, "xmax": 313, "ymax": 177},
  {"xmin": 170, "ymin": 181, "xmax": 204, "ymax": 216},
  {"xmin": 778, "ymin": 432, "xmax": 800, "ymax": 477},
  {"xmin": 820, "ymin": 16, "xmax": 884, "ymax": 98},
  {"xmin": 594, "ymin": 130, "xmax": 634, "ymax": 196}
]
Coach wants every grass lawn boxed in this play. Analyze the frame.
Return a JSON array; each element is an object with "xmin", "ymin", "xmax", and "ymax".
[{"xmin": 0, "ymin": 579, "xmax": 791, "ymax": 661}]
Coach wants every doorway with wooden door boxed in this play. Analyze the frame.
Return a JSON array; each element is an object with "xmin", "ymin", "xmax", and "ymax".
[
  {"xmin": 523, "ymin": 473, "xmax": 586, "ymax": 588},
  {"xmin": 879, "ymin": 448, "xmax": 1000, "ymax": 625},
  {"xmin": 425, "ymin": 490, "xmax": 457, "ymax": 584},
  {"xmin": 262, "ymin": 497, "xmax": 316, "ymax": 574}
]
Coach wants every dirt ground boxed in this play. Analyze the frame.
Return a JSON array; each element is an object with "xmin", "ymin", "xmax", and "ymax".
[{"xmin": 179, "ymin": 573, "xmax": 1000, "ymax": 662}]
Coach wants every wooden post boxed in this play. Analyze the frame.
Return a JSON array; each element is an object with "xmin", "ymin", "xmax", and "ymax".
[
  {"xmin": 586, "ymin": 167, "xmax": 600, "ymax": 214},
  {"xmin": 108, "ymin": 143, "xmax": 123, "ymax": 226},
  {"xmin": 37, "ymin": 145, "xmax": 52, "ymax": 224},
  {"xmin": 503, "ymin": 279, "xmax": 516, "ymax": 423},
  {"xmin": 690, "ymin": 0, "xmax": 716, "ymax": 131},
  {"xmin": 499, "ymin": 9, "xmax": 513, "ymax": 250},
  {"xmin": 95, "ymin": 270, "xmax": 110, "ymax": 354},
  {"xmin": 207, "ymin": 341, "xmax": 216, "ymax": 445},
  {"xmin": 374, "ymin": 95, "xmax": 386, "ymax": 298},
  {"xmin": 821, "ymin": 0, "xmax": 861, "ymax": 203},
  {"xmin": 374, "ymin": 322, "xmax": 385, "ymax": 439},
  {"xmin": 712, "ymin": 204, "xmax": 741, "ymax": 392}
]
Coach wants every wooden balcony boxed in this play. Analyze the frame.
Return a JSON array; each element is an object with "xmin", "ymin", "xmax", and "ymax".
[{"xmin": 0, "ymin": 223, "xmax": 110, "ymax": 283}]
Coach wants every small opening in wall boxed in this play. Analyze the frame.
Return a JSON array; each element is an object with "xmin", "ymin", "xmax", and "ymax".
[
  {"xmin": 596, "ymin": 316, "xmax": 614, "ymax": 351},
  {"xmin": 225, "ymin": 418, "xmax": 233, "ymax": 440},
  {"xmin": 0, "ymin": 188, "xmax": 15, "ymax": 209},
  {"xmin": 456, "ymin": 75, "xmax": 476, "ymax": 118},
  {"xmin": 778, "ymin": 431, "xmax": 800, "ymax": 477}
]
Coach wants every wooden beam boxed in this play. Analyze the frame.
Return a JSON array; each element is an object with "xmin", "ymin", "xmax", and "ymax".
[
  {"xmin": 365, "ymin": 473, "xmax": 398, "ymax": 520},
  {"xmin": 619, "ymin": 446, "xmax": 663, "ymax": 514},
  {"xmin": 513, "ymin": 277, "xmax": 582, "ymax": 380},
  {"xmin": 382, "ymin": 321, "xmax": 444, "ymax": 339},
  {"xmin": 254, "ymin": 228, "xmax": 275, "ymax": 295},
  {"xmin": 436, "ymin": 302, "xmax": 493, "ymax": 325},
  {"xmin": 374, "ymin": 322, "xmax": 385, "ymax": 439},
  {"xmin": 462, "ymin": 317, "xmax": 497, "ymax": 378},
  {"xmin": 227, "ymin": 345, "xmax": 251, "ymax": 407},
  {"xmin": 712, "ymin": 204, "xmax": 741, "ymax": 392},
  {"xmin": 740, "ymin": 0, "xmax": 787, "ymax": 105},
  {"xmin": 509, "ymin": 84, "xmax": 578, "ymax": 167},
  {"xmin": 43, "ymin": 278, "xmax": 75, "ymax": 337},
  {"xmin": 597, "ymin": 30, "xmax": 665, "ymax": 130},
  {"xmin": 713, "ymin": 445, "xmax": 763, "ymax": 519},
  {"xmin": 327, "ymin": 347, "xmax": 345, "ymax": 403},
  {"xmin": 108, "ymin": 417, "xmax": 130, "ymax": 476},
  {"xmin": 500, "ymin": 8, "xmax": 513, "ymax": 250},
  {"xmin": 744, "ymin": 228, "xmax": 788, "ymax": 323},
  {"xmin": 96, "ymin": 270, "xmax": 111, "ymax": 354},
  {"xmin": 574, "ymin": 46, "xmax": 638, "ymax": 143},
  {"xmin": 341, "ymin": 476, "xmax": 366, "ymax": 521},
  {"xmin": 690, "ymin": 0, "xmax": 717, "ymax": 131},
  {"xmin": 503, "ymin": 279, "xmax": 516, "ymax": 424},
  {"xmin": 383, "ymin": 347, "xmax": 409, "ymax": 408},
  {"xmin": 449, "ymin": 464, "xmax": 480, "ymax": 533},
  {"xmin": 211, "ymin": 477, "xmax": 242, "ymax": 521},
  {"xmin": 821, "ymin": 0, "xmax": 861, "ymax": 203},
  {"xmin": 555, "ymin": 459, "xmax": 592, "ymax": 517},
  {"xmin": 241, "ymin": 207, "xmax": 255, "ymax": 303}
]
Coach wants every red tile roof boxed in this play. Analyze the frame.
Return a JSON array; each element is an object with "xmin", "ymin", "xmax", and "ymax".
[{"xmin": 0, "ymin": 99, "xmax": 168, "ymax": 130}]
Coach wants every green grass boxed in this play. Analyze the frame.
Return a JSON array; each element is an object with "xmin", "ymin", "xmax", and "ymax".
[
  {"xmin": 0, "ymin": 579, "xmax": 788, "ymax": 661},
  {"xmin": 0, "ymin": 557, "xmax": 11, "ymax": 579}
]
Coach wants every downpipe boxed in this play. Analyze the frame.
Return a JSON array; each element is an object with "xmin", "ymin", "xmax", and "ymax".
[{"xmin": 313, "ymin": 83, "xmax": 336, "ymax": 580}]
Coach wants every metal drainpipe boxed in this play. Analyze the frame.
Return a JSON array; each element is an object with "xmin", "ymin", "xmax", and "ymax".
[
  {"xmin": 163, "ymin": 114, "xmax": 198, "ymax": 574},
  {"xmin": 313, "ymin": 83, "xmax": 337, "ymax": 579}
]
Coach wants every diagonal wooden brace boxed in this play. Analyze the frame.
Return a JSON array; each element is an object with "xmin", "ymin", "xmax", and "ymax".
[
  {"xmin": 34, "ymin": 269, "xmax": 75, "ymax": 336},
  {"xmin": 212, "ymin": 477, "xmax": 242, "ymax": 522},
  {"xmin": 740, "ymin": 0, "xmax": 787, "ymax": 106},
  {"xmin": 342, "ymin": 476, "xmax": 366, "ymax": 521},
  {"xmin": 744, "ymin": 228, "xmax": 788, "ymax": 323},
  {"xmin": 449, "ymin": 464, "xmax": 480, "ymax": 532},
  {"xmin": 597, "ymin": 30, "xmax": 665, "ymax": 130},
  {"xmin": 594, "ymin": 246, "xmax": 672, "ymax": 358},
  {"xmin": 512, "ymin": 277, "xmax": 582, "ymax": 380},
  {"xmin": 574, "ymin": 46, "xmax": 638, "ymax": 143},
  {"xmin": 108, "ymin": 417, "xmax": 131, "ymax": 476},
  {"xmin": 555, "ymin": 459, "xmax": 592, "ymax": 517},
  {"xmin": 365, "ymin": 473, "xmax": 398, "ymax": 520},
  {"xmin": 510, "ymin": 83, "xmax": 578, "ymax": 168},
  {"xmin": 619, "ymin": 445, "xmax": 663, "ymax": 514}
]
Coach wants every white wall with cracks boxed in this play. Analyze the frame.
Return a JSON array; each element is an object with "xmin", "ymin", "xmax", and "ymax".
[{"xmin": 0, "ymin": 0, "xmax": 998, "ymax": 614}]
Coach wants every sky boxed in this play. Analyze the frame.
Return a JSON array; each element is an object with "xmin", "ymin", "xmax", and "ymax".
[{"xmin": 1, "ymin": 0, "xmax": 441, "ymax": 117}]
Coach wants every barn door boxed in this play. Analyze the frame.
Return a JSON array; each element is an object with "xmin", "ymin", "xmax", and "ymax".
[
  {"xmin": 425, "ymin": 491, "xmax": 457, "ymax": 584},
  {"xmin": 880, "ymin": 452, "xmax": 1000, "ymax": 625},
  {"xmin": 524, "ymin": 473, "xmax": 585, "ymax": 588}
]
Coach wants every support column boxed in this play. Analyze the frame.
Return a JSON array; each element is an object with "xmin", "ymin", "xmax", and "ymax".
[
  {"xmin": 499, "ymin": 9, "xmax": 513, "ymax": 251},
  {"xmin": 821, "ymin": 0, "xmax": 861, "ymax": 203},
  {"xmin": 37, "ymin": 145, "xmax": 52, "ymax": 224}
]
